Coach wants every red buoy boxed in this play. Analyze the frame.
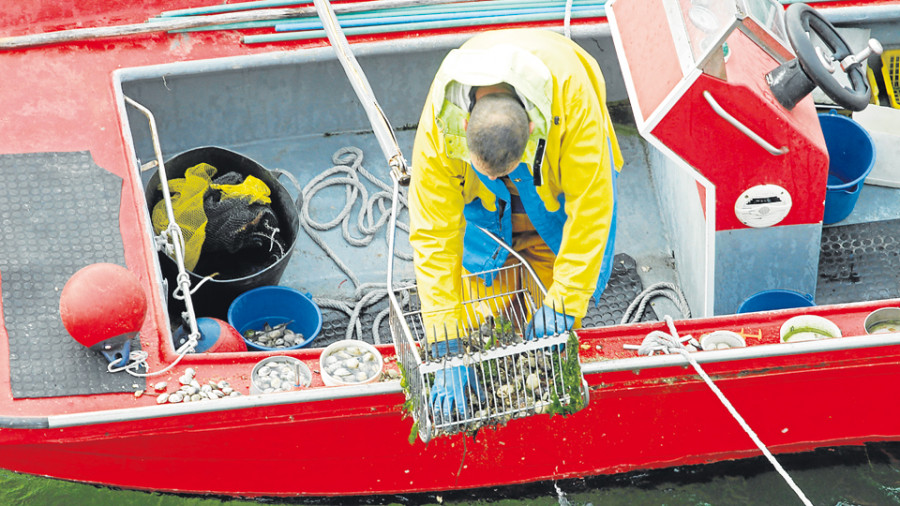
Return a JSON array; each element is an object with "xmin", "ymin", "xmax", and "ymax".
[{"xmin": 60, "ymin": 263, "xmax": 148, "ymax": 366}]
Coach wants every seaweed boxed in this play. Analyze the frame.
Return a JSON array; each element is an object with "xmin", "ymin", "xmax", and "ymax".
[{"xmin": 546, "ymin": 332, "xmax": 586, "ymax": 417}]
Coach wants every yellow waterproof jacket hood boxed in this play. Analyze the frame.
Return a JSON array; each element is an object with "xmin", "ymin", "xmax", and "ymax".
[
  {"xmin": 409, "ymin": 29, "xmax": 624, "ymax": 336},
  {"xmin": 431, "ymin": 42, "xmax": 553, "ymax": 170}
]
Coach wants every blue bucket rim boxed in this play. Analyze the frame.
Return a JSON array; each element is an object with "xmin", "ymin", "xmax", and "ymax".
[
  {"xmin": 818, "ymin": 110, "xmax": 876, "ymax": 191},
  {"xmin": 227, "ymin": 285, "xmax": 323, "ymax": 350},
  {"xmin": 737, "ymin": 288, "xmax": 815, "ymax": 314}
]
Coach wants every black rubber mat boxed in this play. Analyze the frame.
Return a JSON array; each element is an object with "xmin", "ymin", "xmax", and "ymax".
[
  {"xmin": 583, "ymin": 253, "xmax": 658, "ymax": 327},
  {"xmin": 316, "ymin": 252, "xmax": 655, "ymax": 346},
  {"xmin": 0, "ymin": 152, "xmax": 138, "ymax": 398},
  {"xmin": 816, "ymin": 218, "xmax": 900, "ymax": 305}
]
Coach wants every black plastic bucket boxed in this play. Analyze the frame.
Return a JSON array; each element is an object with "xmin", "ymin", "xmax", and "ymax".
[{"xmin": 145, "ymin": 146, "xmax": 299, "ymax": 321}]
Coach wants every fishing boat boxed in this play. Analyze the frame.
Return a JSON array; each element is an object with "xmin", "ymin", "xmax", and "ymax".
[{"xmin": 2, "ymin": 0, "xmax": 900, "ymax": 500}]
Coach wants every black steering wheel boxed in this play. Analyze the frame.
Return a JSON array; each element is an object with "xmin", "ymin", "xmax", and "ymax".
[{"xmin": 785, "ymin": 3, "xmax": 870, "ymax": 111}]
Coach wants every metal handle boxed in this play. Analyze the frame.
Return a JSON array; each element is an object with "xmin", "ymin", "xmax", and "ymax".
[
  {"xmin": 841, "ymin": 38, "xmax": 883, "ymax": 71},
  {"xmin": 124, "ymin": 95, "xmax": 201, "ymax": 347},
  {"xmin": 476, "ymin": 226, "xmax": 548, "ymax": 298},
  {"xmin": 703, "ymin": 91, "xmax": 789, "ymax": 156}
]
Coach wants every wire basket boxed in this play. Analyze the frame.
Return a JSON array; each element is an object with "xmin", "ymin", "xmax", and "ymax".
[{"xmin": 389, "ymin": 261, "xmax": 588, "ymax": 443}]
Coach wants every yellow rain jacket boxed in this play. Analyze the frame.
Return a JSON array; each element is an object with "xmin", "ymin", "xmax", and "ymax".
[{"xmin": 409, "ymin": 29, "xmax": 624, "ymax": 336}]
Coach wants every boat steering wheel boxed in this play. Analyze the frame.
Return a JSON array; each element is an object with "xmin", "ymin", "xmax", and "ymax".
[{"xmin": 784, "ymin": 3, "xmax": 875, "ymax": 111}]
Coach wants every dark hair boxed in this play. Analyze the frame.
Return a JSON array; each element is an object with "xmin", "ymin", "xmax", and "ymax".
[{"xmin": 467, "ymin": 93, "xmax": 529, "ymax": 176}]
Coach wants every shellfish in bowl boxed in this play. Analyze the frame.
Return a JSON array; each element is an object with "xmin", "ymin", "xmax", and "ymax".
[
  {"xmin": 320, "ymin": 340, "xmax": 383, "ymax": 386},
  {"xmin": 250, "ymin": 356, "xmax": 311, "ymax": 394}
]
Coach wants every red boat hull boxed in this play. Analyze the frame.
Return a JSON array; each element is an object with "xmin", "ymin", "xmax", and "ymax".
[{"xmin": 2, "ymin": 305, "xmax": 899, "ymax": 497}]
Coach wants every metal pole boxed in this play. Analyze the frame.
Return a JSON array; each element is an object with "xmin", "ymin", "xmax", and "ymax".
[
  {"xmin": 312, "ymin": 0, "xmax": 411, "ymax": 185},
  {"xmin": 124, "ymin": 96, "xmax": 201, "ymax": 343}
]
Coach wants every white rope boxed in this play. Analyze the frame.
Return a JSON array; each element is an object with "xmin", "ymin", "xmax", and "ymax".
[
  {"xmin": 107, "ymin": 335, "xmax": 199, "ymax": 377},
  {"xmin": 313, "ymin": 282, "xmax": 413, "ymax": 344},
  {"xmin": 171, "ymin": 271, "xmax": 217, "ymax": 300},
  {"xmin": 275, "ymin": 147, "xmax": 414, "ymax": 343},
  {"xmin": 111, "ymin": 201, "xmax": 207, "ymax": 376},
  {"xmin": 620, "ymin": 282, "xmax": 691, "ymax": 324},
  {"xmin": 636, "ymin": 316, "xmax": 813, "ymax": 506}
]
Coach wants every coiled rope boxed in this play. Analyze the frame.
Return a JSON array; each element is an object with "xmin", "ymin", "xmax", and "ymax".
[
  {"xmin": 275, "ymin": 146, "xmax": 414, "ymax": 344},
  {"xmin": 635, "ymin": 316, "xmax": 813, "ymax": 506},
  {"xmin": 620, "ymin": 281, "xmax": 691, "ymax": 324}
]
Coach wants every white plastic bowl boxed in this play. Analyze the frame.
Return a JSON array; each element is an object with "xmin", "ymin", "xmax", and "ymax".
[
  {"xmin": 319, "ymin": 340, "xmax": 384, "ymax": 386},
  {"xmin": 779, "ymin": 315, "xmax": 841, "ymax": 343},
  {"xmin": 250, "ymin": 356, "xmax": 311, "ymax": 394},
  {"xmin": 700, "ymin": 331, "xmax": 746, "ymax": 351}
]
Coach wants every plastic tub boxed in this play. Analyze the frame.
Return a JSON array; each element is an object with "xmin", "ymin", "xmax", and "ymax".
[
  {"xmin": 250, "ymin": 356, "xmax": 312, "ymax": 394},
  {"xmin": 819, "ymin": 111, "xmax": 876, "ymax": 224},
  {"xmin": 780, "ymin": 315, "xmax": 842, "ymax": 343},
  {"xmin": 736, "ymin": 289, "xmax": 815, "ymax": 314},
  {"xmin": 864, "ymin": 307, "xmax": 900, "ymax": 334},
  {"xmin": 228, "ymin": 286, "xmax": 322, "ymax": 351},
  {"xmin": 700, "ymin": 331, "xmax": 746, "ymax": 351},
  {"xmin": 319, "ymin": 340, "xmax": 383, "ymax": 386}
]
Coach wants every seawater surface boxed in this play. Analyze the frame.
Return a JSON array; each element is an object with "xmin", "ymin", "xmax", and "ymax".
[{"xmin": 3, "ymin": 444, "xmax": 900, "ymax": 505}]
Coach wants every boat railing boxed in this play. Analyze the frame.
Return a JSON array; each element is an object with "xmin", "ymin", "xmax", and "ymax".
[
  {"xmin": 584, "ymin": 321, "xmax": 900, "ymax": 374},
  {"xmin": 123, "ymin": 96, "xmax": 203, "ymax": 355}
]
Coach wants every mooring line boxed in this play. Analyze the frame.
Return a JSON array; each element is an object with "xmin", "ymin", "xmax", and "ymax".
[{"xmin": 637, "ymin": 316, "xmax": 813, "ymax": 506}]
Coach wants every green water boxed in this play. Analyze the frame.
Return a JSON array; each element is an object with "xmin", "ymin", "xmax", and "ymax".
[{"xmin": 3, "ymin": 444, "xmax": 900, "ymax": 505}]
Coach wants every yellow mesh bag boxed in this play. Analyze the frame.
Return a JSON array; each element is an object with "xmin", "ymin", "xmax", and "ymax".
[
  {"xmin": 212, "ymin": 175, "xmax": 272, "ymax": 205},
  {"xmin": 152, "ymin": 163, "xmax": 272, "ymax": 271}
]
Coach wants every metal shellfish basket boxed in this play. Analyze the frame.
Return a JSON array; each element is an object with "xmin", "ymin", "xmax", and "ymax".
[{"xmin": 388, "ymin": 259, "xmax": 589, "ymax": 443}]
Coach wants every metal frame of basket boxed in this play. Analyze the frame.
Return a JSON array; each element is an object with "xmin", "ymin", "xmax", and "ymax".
[{"xmin": 386, "ymin": 202, "xmax": 589, "ymax": 441}]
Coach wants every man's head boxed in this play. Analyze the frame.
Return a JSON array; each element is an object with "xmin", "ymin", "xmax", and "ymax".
[{"xmin": 466, "ymin": 85, "xmax": 531, "ymax": 179}]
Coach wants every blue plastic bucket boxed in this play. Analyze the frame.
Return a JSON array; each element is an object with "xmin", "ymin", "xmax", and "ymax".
[
  {"xmin": 736, "ymin": 289, "xmax": 815, "ymax": 314},
  {"xmin": 227, "ymin": 286, "xmax": 322, "ymax": 351},
  {"xmin": 819, "ymin": 111, "xmax": 876, "ymax": 225}
]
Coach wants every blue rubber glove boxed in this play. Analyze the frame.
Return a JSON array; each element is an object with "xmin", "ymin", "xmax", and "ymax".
[
  {"xmin": 525, "ymin": 306, "xmax": 575, "ymax": 339},
  {"xmin": 430, "ymin": 339, "xmax": 478, "ymax": 422}
]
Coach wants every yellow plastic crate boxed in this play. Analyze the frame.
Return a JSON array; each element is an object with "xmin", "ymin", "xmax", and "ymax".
[
  {"xmin": 868, "ymin": 67, "xmax": 879, "ymax": 105},
  {"xmin": 883, "ymin": 50, "xmax": 900, "ymax": 109}
]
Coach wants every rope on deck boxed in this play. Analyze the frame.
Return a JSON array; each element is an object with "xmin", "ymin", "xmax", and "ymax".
[
  {"xmin": 274, "ymin": 146, "xmax": 414, "ymax": 344},
  {"xmin": 636, "ymin": 316, "xmax": 813, "ymax": 506},
  {"xmin": 619, "ymin": 281, "xmax": 691, "ymax": 324}
]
